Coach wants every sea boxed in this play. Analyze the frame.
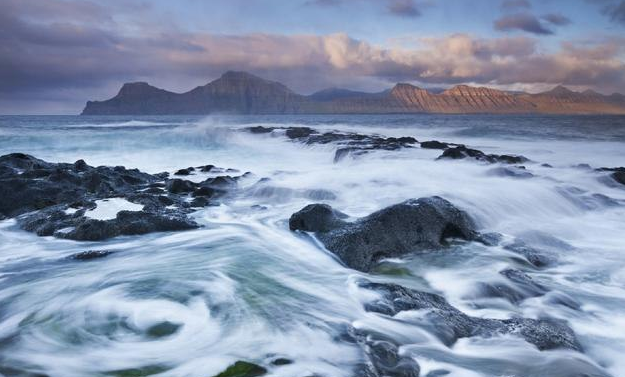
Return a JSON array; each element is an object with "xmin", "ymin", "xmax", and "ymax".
[{"xmin": 0, "ymin": 114, "xmax": 625, "ymax": 377}]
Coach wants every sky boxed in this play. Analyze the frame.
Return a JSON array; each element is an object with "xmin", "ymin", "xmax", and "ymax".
[{"xmin": 1, "ymin": 0, "xmax": 625, "ymax": 114}]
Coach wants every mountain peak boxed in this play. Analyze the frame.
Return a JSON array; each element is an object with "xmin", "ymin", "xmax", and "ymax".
[
  {"xmin": 547, "ymin": 85, "xmax": 574, "ymax": 95},
  {"xmin": 116, "ymin": 82, "xmax": 168, "ymax": 98}
]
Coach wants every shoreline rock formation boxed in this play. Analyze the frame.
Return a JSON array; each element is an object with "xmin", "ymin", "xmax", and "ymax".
[{"xmin": 82, "ymin": 71, "xmax": 625, "ymax": 115}]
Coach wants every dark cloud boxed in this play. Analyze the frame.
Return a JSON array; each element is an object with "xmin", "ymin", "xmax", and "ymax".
[
  {"xmin": 494, "ymin": 13, "xmax": 553, "ymax": 35},
  {"xmin": 542, "ymin": 13, "xmax": 572, "ymax": 26},
  {"xmin": 603, "ymin": 1, "xmax": 625, "ymax": 24},
  {"xmin": 387, "ymin": 0, "xmax": 421, "ymax": 17},
  {"xmin": 1, "ymin": 0, "xmax": 624, "ymax": 114},
  {"xmin": 306, "ymin": 0, "xmax": 422, "ymax": 18},
  {"xmin": 501, "ymin": 0, "xmax": 531, "ymax": 10}
]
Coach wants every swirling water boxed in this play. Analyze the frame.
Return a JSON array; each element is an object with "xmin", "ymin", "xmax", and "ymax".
[{"xmin": 1, "ymin": 114, "xmax": 625, "ymax": 377}]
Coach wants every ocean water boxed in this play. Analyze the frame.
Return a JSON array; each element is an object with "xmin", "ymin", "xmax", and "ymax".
[{"xmin": 0, "ymin": 114, "xmax": 625, "ymax": 377}]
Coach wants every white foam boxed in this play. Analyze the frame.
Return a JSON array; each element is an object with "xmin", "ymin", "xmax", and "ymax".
[{"xmin": 84, "ymin": 198, "xmax": 144, "ymax": 220}]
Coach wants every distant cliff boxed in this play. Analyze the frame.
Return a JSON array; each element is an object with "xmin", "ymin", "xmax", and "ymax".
[{"xmin": 82, "ymin": 71, "xmax": 625, "ymax": 115}]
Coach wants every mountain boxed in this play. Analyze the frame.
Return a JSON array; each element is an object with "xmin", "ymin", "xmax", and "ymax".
[{"xmin": 82, "ymin": 72, "xmax": 625, "ymax": 115}]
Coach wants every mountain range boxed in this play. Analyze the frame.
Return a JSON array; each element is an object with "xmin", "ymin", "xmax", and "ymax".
[{"xmin": 82, "ymin": 71, "xmax": 625, "ymax": 115}]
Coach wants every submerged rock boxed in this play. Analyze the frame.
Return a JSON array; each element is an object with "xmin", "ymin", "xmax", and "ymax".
[
  {"xmin": 360, "ymin": 281, "xmax": 581, "ymax": 351},
  {"xmin": 211, "ymin": 361, "xmax": 267, "ymax": 377},
  {"xmin": 68, "ymin": 250, "xmax": 115, "ymax": 260},
  {"xmin": 289, "ymin": 197, "xmax": 478, "ymax": 271}
]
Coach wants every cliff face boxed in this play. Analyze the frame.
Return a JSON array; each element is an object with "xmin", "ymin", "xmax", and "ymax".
[{"xmin": 82, "ymin": 71, "xmax": 625, "ymax": 115}]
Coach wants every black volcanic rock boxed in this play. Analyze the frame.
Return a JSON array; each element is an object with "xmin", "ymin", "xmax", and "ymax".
[
  {"xmin": 289, "ymin": 197, "xmax": 477, "ymax": 271},
  {"xmin": 360, "ymin": 281, "xmax": 581, "ymax": 351},
  {"xmin": 1, "ymin": 153, "xmax": 247, "ymax": 240}
]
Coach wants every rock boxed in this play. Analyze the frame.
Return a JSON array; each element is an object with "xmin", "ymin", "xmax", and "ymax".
[
  {"xmin": 211, "ymin": 361, "xmax": 267, "ymax": 377},
  {"xmin": 612, "ymin": 171, "xmax": 625, "ymax": 186},
  {"xmin": 361, "ymin": 281, "xmax": 581, "ymax": 351},
  {"xmin": 68, "ymin": 250, "xmax": 115, "ymax": 260},
  {"xmin": 270, "ymin": 358, "xmax": 292, "ymax": 366},
  {"xmin": 247, "ymin": 126, "xmax": 274, "ymax": 134},
  {"xmin": 289, "ymin": 197, "xmax": 478, "ymax": 271},
  {"xmin": 146, "ymin": 321, "xmax": 181, "ymax": 338},
  {"xmin": 486, "ymin": 166, "xmax": 533, "ymax": 179},
  {"xmin": 438, "ymin": 146, "xmax": 528, "ymax": 164},
  {"xmin": 166, "ymin": 179, "xmax": 196, "ymax": 194},
  {"xmin": 174, "ymin": 167, "xmax": 194, "ymax": 176},
  {"xmin": 420, "ymin": 140, "xmax": 449, "ymax": 149},
  {"xmin": 478, "ymin": 269, "xmax": 548, "ymax": 304},
  {"xmin": 504, "ymin": 241, "xmax": 555, "ymax": 268},
  {"xmin": 367, "ymin": 339, "xmax": 420, "ymax": 377},
  {"xmin": 289, "ymin": 203, "xmax": 348, "ymax": 232},
  {"xmin": 285, "ymin": 127, "xmax": 316, "ymax": 139},
  {"xmin": 0, "ymin": 153, "xmax": 156, "ymax": 218}
]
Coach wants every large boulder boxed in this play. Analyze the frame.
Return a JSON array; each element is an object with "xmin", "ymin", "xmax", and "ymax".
[{"xmin": 289, "ymin": 196, "xmax": 478, "ymax": 271}]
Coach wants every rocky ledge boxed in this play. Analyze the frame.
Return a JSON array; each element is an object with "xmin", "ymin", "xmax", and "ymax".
[
  {"xmin": 0, "ymin": 153, "xmax": 243, "ymax": 241},
  {"xmin": 246, "ymin": 126, "xmax": 529, "ymax": 165}
]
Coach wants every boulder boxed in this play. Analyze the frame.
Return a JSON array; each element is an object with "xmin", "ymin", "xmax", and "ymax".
[
  {"xmin": 438, "ymin": 146, "xmax": 528, "ymax": 164},
  {"xmin": 289, "ymin": 197, "xmax": 478, "ymax": 271},
  {"xmin": 420, "ymin": 140, "xmax": 449, "ymax": 149},
  {"xmin": 361, "ymin": 281, "xmax": 581, "ymax": 351}
]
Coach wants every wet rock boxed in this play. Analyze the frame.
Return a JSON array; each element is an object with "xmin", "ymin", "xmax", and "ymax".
[
  {"xmin": 193, "ymin": 186, "xmax": 216, "ymax": 197},
  {"xmin": 212, "ymin": 361, "xmax": 267, "ymax": 377},
  {"xmin": 247, "ymin": 126, "xmax": 274, "ymax": 134},
  {"xmin": 438, "ymin": 146, "xmax": 528, "ymax": 164},
  {"xmin": 486, "ymin": 166, "xmax": 534, "ymax": 179},
  {"xmin": 478, "ymin": 269, "xmax": 548, "ymax": 304},
  {"xmin": 367, "ymin": 340, "xmax": 420, "ymax": 377},
  {"xmin": 174, "ymin": 167, "xmax": 195, "ymax": 176},
  {"xmin": 0, "ymin": 153, "xmax": 157, "ymax": 218},
  {"xmin": 166, "ymin": 179, "xmax": 196, "ymax": 194},
  {"xmin": 361, "ymin": 281, "xmax": 581, "ymax": 351},
  {"xmin": 597, "ymin": 167, "xmax": 625, "ymax": 186},
  {"xmin": 285, "ymin": 127, "xmax": 316, "ymax": 139},
  {"xmin": 289, "ymin": 203, "xmax": 348, "ymax": 233},
  {"xmin": 475, "ymin": 232, "xmax": 503, "ymax": 246},
  {"xmin": 504, "ymin": 241, "xmax": 555, "ymax": 268},
  {"xmin": 270, "ymin": 358, "xmax": 292, "ymax": 366},
  {"xmin": 69, "ymin": 250, "xmax": 115, "ymax": 260},
  {"xmin": 420, "ymin": 140, "xmax": 449, "ymax": 149},
  {"xmin": 290, "ymin": 197, "xmax": 478, "ymax": 271},
  {"xmin": 146, "ymin": 321, "xmax": 181, "ymax": 338}
]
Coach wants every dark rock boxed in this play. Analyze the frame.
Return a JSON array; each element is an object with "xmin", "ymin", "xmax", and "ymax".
[
  {"xmin": 420, "ymin": 140, "xmax": 448, "ymax": 149},
  {"xmin": 247, "ymin": 126, "xmax": 274, "ymax": 134},
  {"xmin": 361, "ymin": 281, "xmax": 581, "ymax": 351},
  {"xmin": 367, "ymin": 340, "xmax": 420, "ymax": 377},
  {"xmin": 478, "ymin": 269, "xmax": 548, "ymax": 304},
  {"xmin": 202, "ymin": 175, "xmax": 237, "ymax": 188},
  {"xmin": 193, "ymin": 186, "xmax": 216, "ymax": 197},
  {"xmin": 285, "ymin": 127, "xmax": 316, "ymax": 139},
  {"xmin": 69, "ymin": 250, "xmax": 115, "ymax": 260},
  {"xmin": 438, "ymin": 146, "xmax": 528, "ymax": 165},
  {"xmin": 475, "ymin": 232, "xmax": 503, "ymax": 246},
  {"xmin": 166, "ymin": 179, "xmax": 196, "ymax": 194},
  {"xmin": 612, "ymin": 171, "xmax": 625, "ymax": 186},
  {"xmin": 486, "ymin": 166, "xmax": 534, "ymax": 179},
  {"xmin": 270, "ymin": 358, "xmax": 292, "ymax": 366},
  {"xmin": 146, "ymin": 321, "xmax": 181, "ymax": 338},
  {"xmin": 198, "ymin": 164, "xmax": 216, "ymax": 172},
  {"xmin": 504, "ymin": 241, "xmax": 555, "ymax": 268},
  {"xmin": 61, "ymin": 219, "xmax": 120, "ymax": 241},
  {"xmin": 289, "ymin": 197, "xmax": 477, "ymax": 271},
  {"xmin": 211, "ymin": 361, "xmax": 267, "ymax": 377},
  {"xmin": 174, "ymin": 167, "xmax": 195, "ymax": 176},
  {"xmin": 289, "ymin": 204, "xmax": 348, "ymax": 232}
]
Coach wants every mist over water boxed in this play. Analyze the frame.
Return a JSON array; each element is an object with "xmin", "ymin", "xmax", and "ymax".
[{"xmin": 1, "ymin": 114, "xmax": 625, "ymax": 377}]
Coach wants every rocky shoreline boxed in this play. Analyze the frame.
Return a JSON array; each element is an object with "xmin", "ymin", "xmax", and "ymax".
[{"xmin": 1, "ymin": 125, "xmax": 623, "ymax": 377}]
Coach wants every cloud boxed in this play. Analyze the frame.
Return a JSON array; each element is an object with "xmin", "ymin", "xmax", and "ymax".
[
  {"xmin": 501, "ymin": 0, "xmax": 531, "ymax": 10},
  {"xmin": 603, "ymin": 0, "xmax": 625, "ymax": 24},
  {"xmin": 542, "ymin": 13, "xmax": 572, "ymax": 26},
  {"xmin": 306, "ymin": 0, "xmax": 423, "ymax": 18},
  {"xmin": 387, "ymin": 0, "xmax": 421, "ymax": 17},
  {"xmin": 494, "ymin": 13, "xmax": 553, "ymax": 35},
  {"xmin": 1, "ymin": 0, "xmax": 625, "ymax": 113}
]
